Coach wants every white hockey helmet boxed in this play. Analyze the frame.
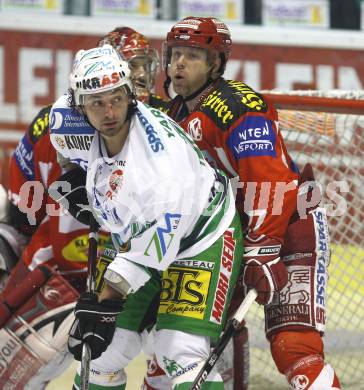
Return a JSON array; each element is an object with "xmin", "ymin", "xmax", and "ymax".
[{"xmin": 69, "ymin": 44, "xmax": 134, "ymax": 105}]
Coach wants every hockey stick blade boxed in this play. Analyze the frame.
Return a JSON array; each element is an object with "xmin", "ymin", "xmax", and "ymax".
[{"xmin": 189, "ymin": 289, "xmax": 257, "ymax": 390}]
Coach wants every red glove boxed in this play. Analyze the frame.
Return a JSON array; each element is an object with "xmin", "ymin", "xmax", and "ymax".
[{"xmin": 243, "ymin": 234, "xmax": 288, "ymax": 305}]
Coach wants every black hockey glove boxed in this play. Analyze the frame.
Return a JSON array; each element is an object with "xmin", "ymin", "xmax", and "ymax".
[
  {"xmin": 48, "ymin": 167, "xmax": 94, "ymax": 226},
  {"xmin": 68, "ymin": 292, "xmax": 124, "ymax": 361}
]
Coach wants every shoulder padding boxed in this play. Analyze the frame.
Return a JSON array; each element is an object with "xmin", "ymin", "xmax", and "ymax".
[{"xmin": 198, "ymin": 79, "xmax": 268, "ymax": 131}]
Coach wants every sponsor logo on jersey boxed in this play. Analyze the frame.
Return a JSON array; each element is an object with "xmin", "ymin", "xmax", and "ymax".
[
  {"xmin": 29, "ymin": 108, "xmax": 50, "ymax": 141},
  {"xmin": 162, "ymin": 356, "xmax": 198, "ymax": 379},
  {"xmin": 64, "ymin": 134, "xmax": 94, "ymax": 151},
  {"xmin": 95, "ymin": 246, "xmax": 118, "ymax": 293},
  {"xmin": 50, "ymin": 108, "xmax": 95, "ymax": 135},
  {"xmin": 136, "ymin": 110, "xmax": 164, "ymax": 153},
  {"xmin": 211, "ymin": 229, "xmax": 235, "ymax": 324},
  {"xmin": 159, "ymin": 266, "xmax": 211, "ymax": 319},
  {"xmin": 14, "ymin": 135, "xmax": 34, "ymax": 180},
  {"xmin": 227, "ymin": 81, "xmax": 267, "ymax": 112},
  {"xmin": 172, "ymin": 260, "xmax": 214, "ymax": 270},
  {"xmin": 187, "ymin": 117, "xmax": 202, "ymax": 141},
  {"xmin": 266, "ymin": 266, "xmax": 311, "ymax": 331},
  {"xmin": 314, "ymin": 209, "xmax": 328, "ymax": 325},
  {"xmin": 129, "ymin": 220, "xmax": 156, "ymax": 239},
  {"xmin": 62, "ymin": 232, "xmax": 109, "ymax": 263},
  {"xmin": 227, "ymin": 116, "xmax": 277, "ymax": 159},
  {"xmin": 290, "ymin": 374, "xmax": 309, "ymax": 390},
  {"xmin": 106, "ymin": 169, "xmax": 123, "ymax": 199},
  {"xmin": 201, "ymin": 90, "xmax": 234, "ymax": 124},
  {"xmin": 54, "ymin": 136, "xmax": 66, "ymax": 149},
  {"xmin": 144, "ymin": 213, "xmax": 181, "ymax": 262}
]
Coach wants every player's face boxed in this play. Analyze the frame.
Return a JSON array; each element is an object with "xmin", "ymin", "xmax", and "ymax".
[
  {"xmin": 83, "ymin": 87, "xmax": 130, "ymax": 141},
  {"xmin": 169, "ymin": 46, "xmax": 211, "ymax": 97},
  {"xmin": 128, "ymin": 55, "xmax": 154, "ymax": 101}
]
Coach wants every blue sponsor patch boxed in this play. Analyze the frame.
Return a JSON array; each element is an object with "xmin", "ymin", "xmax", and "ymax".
[
  {"xmin": 14, "ymin": 135, "xmax": 34, "ymax": 180},
  {"xmin": 136, "ymin": 109, "xmax": 164, "ymax": 153},
  {"xmin": 50, "ymin": 107, "xmax": 95, "ymax": 135},
  {"xmin": 227, "ymin": 116, "xmax": 277, "ymax": 159}
]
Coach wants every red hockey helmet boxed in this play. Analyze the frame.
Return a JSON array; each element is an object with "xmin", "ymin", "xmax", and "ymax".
[
  {"xmin": 98, "ymin": 27, "xmax": 159, "ymax": 101},
  {"xmin": 163, "ymin": 16, "xmax": 232, "ymax": 74}
]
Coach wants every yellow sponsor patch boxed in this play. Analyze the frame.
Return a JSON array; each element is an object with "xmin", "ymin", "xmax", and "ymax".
[
  {"xmin": 159, "ymin": 266, "xmax": 211, "ymax": 319},
  {"xmin": 61, "ymin": 233, "xmax": 110, "ymax": 262},
  {"xmin": 95, "ymin": 256, "xmax": 111, "ymax": 293},
  {"xmin": 201, "ymin": 90, "xmax": 234, "ymax": 124},
  {"xmin": 228, "ymin": 80, "xmax": 267, "ymax": 112}
]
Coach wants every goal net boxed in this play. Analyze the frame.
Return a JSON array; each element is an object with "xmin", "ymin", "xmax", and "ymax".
[{"xmin": 245, "ymin": 90, "xmax": 364, "ymax": 389}]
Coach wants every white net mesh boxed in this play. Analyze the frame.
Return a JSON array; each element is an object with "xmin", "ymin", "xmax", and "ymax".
[{"xmin": 247, "ymin": 90, "xmax": 364, "ymax": 389}]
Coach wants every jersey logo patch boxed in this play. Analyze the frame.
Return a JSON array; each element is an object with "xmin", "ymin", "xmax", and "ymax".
[
  {"xmin": 290, "ymin": 374, "xmax": 309, "ymax": 390},
  {"xmin": 159, "ymin": 266, "xmax": 211, "ymax": 320},
  {"xmin": 144, "ymin": 213, "xmax": 181, "ymax": 262},
  {"xmin": 227, "ymin": 116, "xmax": 277, "ymax": 159},
  {"xmin": 106, "ymin": 169, "xmax": 124, "ymax": 199},
  {"xmin": 14, "ymin": 135, "xmax": 34, "ymax": 180},
  {"xmin": 29, "ymin": 107, "xmax": 50, "ymax": 142},
  {"xmin": 50, "ymin": 108, "xmax": 95, "ymax": 135},
  {"xmin": 187, "ymin": 117, "xmax": 202, "ymax": 141}
]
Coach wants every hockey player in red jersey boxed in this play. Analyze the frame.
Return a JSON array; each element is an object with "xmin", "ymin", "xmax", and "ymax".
[
  {"xmin": 0, "ymin": 27, "xmax": 168, "ymax": 390},
  {"xmin": 162, "ymin": 16, "xmax": 341, "ymax": 390}
]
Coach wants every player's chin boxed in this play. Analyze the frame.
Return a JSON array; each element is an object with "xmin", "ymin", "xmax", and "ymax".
[
  {"xmin": 101, "ymin": 123, "xmax": 119, "ymax": 134},
  {"xmin": 98, "ymin": 128, "xmax": 117, "ymax": 139},
  {"xmin": 172, "ymin": 81, "xmax": 187, "ymax": 96}
]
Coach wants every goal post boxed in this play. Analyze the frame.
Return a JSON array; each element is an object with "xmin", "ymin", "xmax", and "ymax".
[{"xmin": 245, "ymin": 90, "xmax": 364, "ymax": 389}]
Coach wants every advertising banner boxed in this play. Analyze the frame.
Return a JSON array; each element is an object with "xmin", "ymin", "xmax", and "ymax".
[
  {"xmin": 0, "ymin": 22, "xmax": 363, "ymax": 184},
  {"xmin": 0, "ymin": 28, "xmax": 363, "ymax": 131},
  {"xmin": 178, "ymin": 0, "xmax": 243, "ymax": 23},
  {"xmin": 1, "ymin": 0, "xmax": 63, "ymax": 14},
  {"xmin": 262, "ymin": 0, "xmax": 329, "ymax": 28},
  {"xmin": 91, "ymin": 0, "xmax": 157, "ymax": 18}
]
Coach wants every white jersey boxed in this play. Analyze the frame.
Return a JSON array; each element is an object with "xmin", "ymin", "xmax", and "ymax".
[{"xmin": 50, "ymin": 98, "xmax": 235, "ymax": 275}]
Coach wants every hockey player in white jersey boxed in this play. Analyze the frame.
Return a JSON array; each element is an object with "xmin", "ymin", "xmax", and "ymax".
[{"xmin": 50, "ymin": 45, "xmax": 244, "ymax": 389}]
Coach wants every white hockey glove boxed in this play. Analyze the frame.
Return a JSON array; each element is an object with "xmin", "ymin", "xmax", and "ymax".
[{"xmin": 242, "ymin": 234, "xmax": 288, "ymax": 305}]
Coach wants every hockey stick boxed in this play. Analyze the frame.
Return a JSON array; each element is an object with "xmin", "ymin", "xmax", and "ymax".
[
  {"xmin": 189, "ymin": 289, "xmax": 258, "ymax": 390},
  {"xmin": 80, "ymin": 216, "xmax": 99, "ymax": 390}
]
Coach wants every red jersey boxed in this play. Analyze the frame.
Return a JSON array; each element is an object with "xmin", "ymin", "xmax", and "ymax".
[{"xmin": 169, "ymin": 78, "xmax": 299, "ymax": 244}]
